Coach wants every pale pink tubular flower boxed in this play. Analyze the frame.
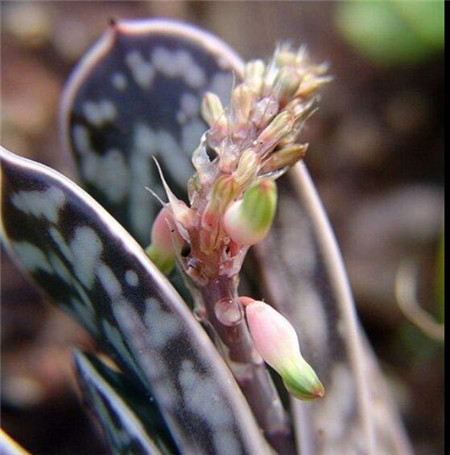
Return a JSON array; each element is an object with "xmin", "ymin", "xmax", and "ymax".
[{"xmin": 243, "ymin": 298, "xmax": 325, "ymax": 400}]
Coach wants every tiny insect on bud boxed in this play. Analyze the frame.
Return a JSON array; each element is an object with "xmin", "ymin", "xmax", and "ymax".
[
  {"xmin": 223, "ymin": 178, "xmax": 277, "ymax": 246},
  {"xmin": 145, "ymin": 207, "xmax": 184, "ymax": 275},
  {"xmin": 242, "ymin": 299, "xmax": 325, "ymax": 401}
]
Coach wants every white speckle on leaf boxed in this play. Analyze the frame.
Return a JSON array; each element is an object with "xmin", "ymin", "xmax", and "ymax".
[
  {"xmin": 179, "ymin": 359, "xmax": 234, "ymax": 429},
  {"xmin": 11, "ymin": 187, "xmax": 66, "ymax": 224},
  {"xmin": 70, "ymin": 226, "xmax": 103, "ymax": 288},
  {"xmin": 180, "ymin": 93, "xmax": 199, "ymax": 117},
  {"xmin": 152, "ymin": 47, "xmax": 205, "ymax": 88},
  {"xmin": 143, "ymin": 298, "xmax": 179, "ymax": 348},
  {"xmin": 11, "ymin": 241, "xmax": 52, "ymax": 273},
  {"xmin": 152, "ymin": 47, "xmax": 178, "ymax": 77},
  {"xmin": 125, "ymin": 270, "xmax": 139, "ymax": 287},
  {"xmin": 73, "ymin": 124, "xmax": 93, "ymax": 156},
  {"xmin": 112, "ymin": 72, "xmax": 128, "ymax": 91},
  {"xmin": 49, "ymin": 227, "xmax": 73, "ymax": 261},
  {"xmin": 125, "ymin": 51, "xmax": 155, "ymax": 89},
  {"xmin": 48, "ymin": 252, "xmax": 72, "ymax": 283},
  {"xmin": 80, "ymin": 148, "xmax": 129, "ymax": 203},
  {"xmin": 97, "ymin": 264, "xmax": 122, "ymax": 300},
  {"xmin": 175, "ymin": 50, "xmax": 205, "ymax": 88},
  {"xmin": 82, "ymin": 100, "xmax": 117, "ymax": 127}
]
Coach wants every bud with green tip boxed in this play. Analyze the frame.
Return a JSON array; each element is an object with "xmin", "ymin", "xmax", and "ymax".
[
  {"xmin": 146, "ymin": 207, "xmax": 183, "ymax": 275},
  {"xmin": 223, "ymin": 178, "xmax": 277, "ymax": 246},
  {"xmin": 242, "ymin": 298, "xmax": 325, "ymax": 400}
]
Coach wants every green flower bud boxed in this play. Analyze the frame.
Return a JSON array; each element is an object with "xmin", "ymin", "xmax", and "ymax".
[{"xmin": 223, "ymin": 178, "xmax": 277, "ymax": 245}]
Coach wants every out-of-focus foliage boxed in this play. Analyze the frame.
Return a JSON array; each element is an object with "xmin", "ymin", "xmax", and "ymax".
[
  {"xmin": 335, "ymin": 0, "xmax": 444, "ymax": 65},
  {"xmin": 435, "ymin": 227, "xmax": 444, "ymax": 323}
]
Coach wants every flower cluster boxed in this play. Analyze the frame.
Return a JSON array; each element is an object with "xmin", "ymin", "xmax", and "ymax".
[{"xmin": 148, "ymin": 44, "xmax": 330, "ymax": 286}]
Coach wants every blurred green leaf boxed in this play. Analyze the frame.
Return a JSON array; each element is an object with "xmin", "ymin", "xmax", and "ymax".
[
  {"xmin": 336, "ymin": 1, "xmax": 444, "ymax": 65},
  {"xmin": 393, "ymin": 0, "xmax": 444, "ymax": 50}
]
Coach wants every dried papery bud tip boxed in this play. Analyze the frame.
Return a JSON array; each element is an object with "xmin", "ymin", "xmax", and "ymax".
[
  {"xmin": 223, "ymin": 178, "xmax": 277, "ymax": 246},
  {"xmin": 244, "ymin": 300, "xmax": 324, "ymax": 401},
  {"xmin": 145, "ymin": 207, "xmax": 183, "ymax": 275}
]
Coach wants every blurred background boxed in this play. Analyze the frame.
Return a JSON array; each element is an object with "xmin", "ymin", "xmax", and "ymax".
[{"xmin": 1, "ymin": 1, "xmax": 444, "ymax": 454}]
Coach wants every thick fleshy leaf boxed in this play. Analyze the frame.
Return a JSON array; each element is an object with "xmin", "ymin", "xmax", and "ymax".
[
  {"xmin": 74, "ymin": 350, "xmax": 173, "ymax": 455},
  {"xmin": 0, "ymin": 430, "xmax": 31, "ymax": 455},
  {"xmin": 254, "ymin": 162, "xmax": 413, "ymax": 455},
  {"xmin": 0, "ymin": 147, "xmax": 270, "ymax": 455},
  {"xmin": 61, "ymin": 18, "xmax": 242, "ymax": 246}
]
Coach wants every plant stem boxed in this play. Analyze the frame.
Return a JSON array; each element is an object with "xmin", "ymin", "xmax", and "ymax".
[{"xmin": 195, "ymin": 274, "xmax": 296, "ymax": 454}]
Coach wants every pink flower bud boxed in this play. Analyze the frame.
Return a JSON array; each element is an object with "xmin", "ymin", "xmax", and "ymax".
[
  {"xmin": 243, "ymin": 299, "xmax": 325, "ymax": 400},
  {"xmin": 146, "ymin": 207, "xmax": 183, "ymax": 275}
]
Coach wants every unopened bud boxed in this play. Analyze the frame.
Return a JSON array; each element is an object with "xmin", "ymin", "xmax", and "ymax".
[
  {"xmin": 295, "ymin": 74, "xmax": 332, "ymax": 99},
  {"xmin": 244, "ymin": 59, "xmax": 266, "ymax": 95},
  {"xmin": 202, "ymin": 175, "xmax": 238, "ymax": 231},
  {"xmin": 251, "ymin": 96, "xmax": 279, "ymax": 129},
  {"xmin": 201, "ymin": 92, "xmax": 226, "ymax": 128},
  {"xmin": 146, "ymin": 207, "xmax": 183, "ymax": 275},
  {"xmin": 200, "ymin": 176, "xmax": 238, "ymax": 252},
  {"xmin": 256, "ymin": 111, "xmax": 294, "ymax": 157},
  {"xmin": 235, "ymin": 148, "xmax": 259, "ymax": 187},
  {"xmin": 230, "ymin": 85, "xmax": 254, "ymax": 137},
  {"xmin": 261, "ymin": 143, "xmax": 308, "ymax": 174},
  {"xmin": 223, "ymin": 178, "xmax": 277, "ymax": 245},
  {"xmin": 273, "ymin": 67, "xmax": 302, "ymax": 103},
  {"xmin": 243, "ymin": 299, "xmax": 325, "ymax": 400},
  {"xmin": 273, "ymin": 45, "xmax": 297, "ymax": 67}
]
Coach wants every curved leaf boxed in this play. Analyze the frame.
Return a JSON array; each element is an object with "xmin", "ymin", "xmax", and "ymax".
[
  {"xmin": 60, "ymin": 19, "xmax": 242, "ymax": 246},
  {"xmin": 0, "ymin": 147, "xmax": 270, "ymax": 455},
  {"xmin": 254, "ymin": 163, "xmax": 413, "ymax": 454},
  {"xmin": 74, "ymin": 350, "xmax": 173, "ymax": 455}
]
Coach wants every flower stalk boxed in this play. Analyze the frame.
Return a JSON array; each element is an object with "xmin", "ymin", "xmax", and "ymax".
[{"xmin": 148, "ymin": 43, "xmax": 329, "ymax": 451}]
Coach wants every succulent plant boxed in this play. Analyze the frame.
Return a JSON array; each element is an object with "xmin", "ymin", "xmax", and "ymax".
[{"xmin": 1, "ymin": 19, "xmax": 413, "ymax": 455}]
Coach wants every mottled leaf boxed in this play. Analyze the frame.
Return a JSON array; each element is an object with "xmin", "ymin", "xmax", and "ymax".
[
  {"xmin": 74, "ymin": 350, "xmax": 174, "ymax": 455},
  {"xmin": 0, "ymin": 147, "xmax": 270, "ymax": 455},
  {"xmin": 254, "ymin": 163, "xmax": 413, "ymax": 455},
  {"xmin": 61, "ymin": 19, "xmax": 242, "ymax": 246}
]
